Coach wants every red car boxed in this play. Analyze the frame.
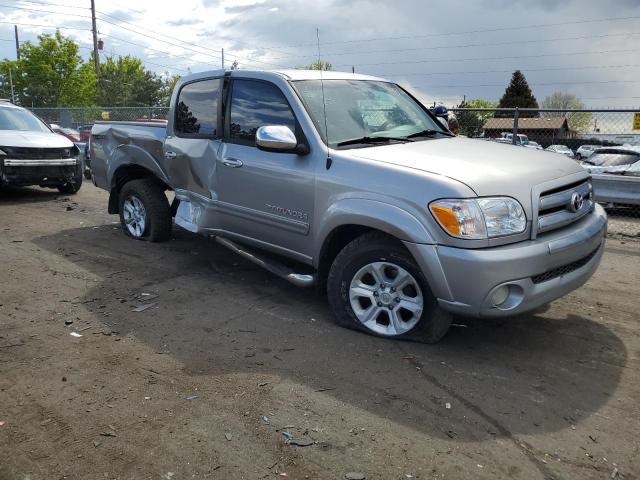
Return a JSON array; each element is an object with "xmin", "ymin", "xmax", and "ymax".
[{"xmin": 50, "ymin": 123, "xmax": 81, "ymax": 142}]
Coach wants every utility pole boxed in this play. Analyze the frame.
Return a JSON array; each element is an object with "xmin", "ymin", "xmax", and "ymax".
[
  {"xmin": 8, "ymin": 67, "xmax": 15, "ymax": 103},
  {"xmin": 14, "ymin": 25, "xmax": 19, "ymax": 60},
  {"xmin": 90, "ymin": 0, "xmax": 100, "ymax": 75},
  {"xmin": 221, "ymin": 48, "xmax": 224, "ymax": 69}
]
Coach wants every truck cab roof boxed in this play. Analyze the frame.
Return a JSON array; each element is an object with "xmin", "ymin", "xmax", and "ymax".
[{"xmin": 179, "ymin": 69, "xmax": 388, "ymax": 84}]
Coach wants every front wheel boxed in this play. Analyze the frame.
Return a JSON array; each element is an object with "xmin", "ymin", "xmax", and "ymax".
[
  {"xmin": 118, "ymin": 179, "xmax": 171, "ymax": 242},
  {"xmin": 327, "ymin": 232, "xmax": 452, "ymax": 343},
  {"xmin": 57, "ymin": 164, "xmax": 83, "ymax": 194}
]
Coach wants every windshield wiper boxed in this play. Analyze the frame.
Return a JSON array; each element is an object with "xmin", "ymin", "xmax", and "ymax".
[
  {"xmin": 335, "ymin": 136, "xmax": 413, "ymax": 147},
  {"xmin": 406, "ymin": 129, "xmax": 453, "ymax": 139}
]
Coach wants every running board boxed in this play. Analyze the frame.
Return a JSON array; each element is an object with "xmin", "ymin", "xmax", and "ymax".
[{"xmin": 214, "ymin": 237, "xmax": 316, "ymax": 288}]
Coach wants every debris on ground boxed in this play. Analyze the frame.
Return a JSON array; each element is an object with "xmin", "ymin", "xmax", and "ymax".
[
  {"xmin": 345, "ymin": 472, "xmax": 366, "ymax": 480},
  {"xmin": 186, "ymin": 395, "xmax": 198, "ymax": 400},
  {"xmin": 260, "ymin": 415, "xmax": 269, "ymax": 425},
  {"xmin": 288, "ymin": 437, "xmax": 313, "ymax": 447},
  {"xmin": 132, "ymin": 303, "xmax": 156, "ymax": 312},
  {"xmin": 0, "ymin": 421, "xmax": 5, "ymax": 427},
  {"xmin": 70, "ymin": 332, "xmax": 82, "ymax": 337},
  {"xmin": 64, "ymin": 319, "xmax": 73, "ymax": 325},
  {"xmin": 224, "ymin": 433, "xmax": 232, "ymax": 441},
  {"xmin": 445, "ymin": 402, "xmax": 451, "ymax": 409},
  {"xmin": 99, "ymin": 431, "xmax": 117, "ymax": 437}
]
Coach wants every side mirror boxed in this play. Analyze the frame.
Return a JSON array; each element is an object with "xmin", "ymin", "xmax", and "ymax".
[
  {"xmin": 256, "ymin": 125, "xmax": 298, "ymax": 152},
  {"xmin": 436, "ymin": 117, "xmax": 449, "ymax": 130}
]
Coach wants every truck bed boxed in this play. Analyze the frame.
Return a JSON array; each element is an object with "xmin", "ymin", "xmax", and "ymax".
[{"xmin": 91, "ymin": 121, "xmax": 169, "ymax": 190}]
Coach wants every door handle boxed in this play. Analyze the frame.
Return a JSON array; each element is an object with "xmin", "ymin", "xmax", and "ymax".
[
  {"xmin": 222, "ymin": 157, "xmax": 243, "ymax": 168},
  {"xmin": 164, "ymin": 151, "xmax": 177, "ymax": 159}
]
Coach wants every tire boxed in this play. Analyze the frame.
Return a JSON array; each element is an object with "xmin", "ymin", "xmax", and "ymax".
[
  {"xmin": 83, "ymin": 169, "xmax": 92, "ymax": 180},
  {"xmin": 57, "ymin": 164, "xmax": 83, "ymax": 194},
  {"xmin": 118, "ymin": 179, "xmax": 171, "ymax": 242},
  {"xmin": 327, "ymin": 231, "xmax": 452, "ymax": 343},
  {"xmin": 576, "ymin": 153, "xmax": 582, "ymax": 160}
]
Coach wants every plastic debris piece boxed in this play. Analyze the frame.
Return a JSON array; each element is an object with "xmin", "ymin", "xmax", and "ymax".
[
  {"xmin": 260, "ymin": 415, "xmax": 269, "ymax": 425},
  {"xmin": 186, "ymin": 395, "xmax": 198, "ymax": 400},
  {"xmin": 445, "ymin": 402, "xmax": 451, "ymax": 409},
  {"xmin": 289, "ymin": 437, "xmax": 313, "ymax": 447},
  {"xmin": 258, "ymin": 382, "xmax": 269, "ymax": 387},
  {"xmin": 132, "ymin": 303, "xmax": 156, "ymax": 312},
  {"xmin": 282, "ymin": 431, "xmax": 293, "ymax": 441},
  {"xmin": 224, "ymin": 433, "xmax": 232, "ymax": 441},
  {"xmin": 0, "ymin": 421, "xmax": 5, "ymax": 427},
  {"xmin": 345, "ymin": 473, "xmax": 366, "ymax": 480},
  {"xmin": 70, "ymin": 332, "xmax": 82, "ymax": 337}
]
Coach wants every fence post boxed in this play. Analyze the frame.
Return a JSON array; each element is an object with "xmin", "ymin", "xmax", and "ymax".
[{"xmin": 512, "ymin": 107, "xmax": 519, "ymax": 145}]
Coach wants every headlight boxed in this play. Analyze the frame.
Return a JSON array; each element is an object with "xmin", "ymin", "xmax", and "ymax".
[{"xmin": 430, "ymin": 197, "xmax": 526, "ymax": 239}]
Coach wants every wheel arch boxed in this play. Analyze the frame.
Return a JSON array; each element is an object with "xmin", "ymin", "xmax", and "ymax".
[{"xmin": 108, "ymin": 164, "xmax": 170, "ymax": 214}]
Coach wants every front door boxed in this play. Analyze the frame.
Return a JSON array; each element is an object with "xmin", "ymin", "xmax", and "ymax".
[{"xmin": 217, "ymin": 78, "xmax": 316, "ymax": 259}]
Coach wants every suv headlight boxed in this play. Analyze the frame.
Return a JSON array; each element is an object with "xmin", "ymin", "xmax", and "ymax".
[{"xmin": 430, "ymin": 197, "xmax": 526, "ymax": 239}]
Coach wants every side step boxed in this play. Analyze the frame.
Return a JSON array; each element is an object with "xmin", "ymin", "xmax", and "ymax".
[{"xmin": 214, "ymin": 237, "xmax": 316, "ymax": 288}]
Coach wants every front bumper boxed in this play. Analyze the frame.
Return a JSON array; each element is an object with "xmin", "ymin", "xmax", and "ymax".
[
  {"xmin": 1, "ymin": 158, "xmax": 79, "ymax": 187},
  {"xmin": 404, "ymin": 204, "xmax": 607, "ymax": 318}
]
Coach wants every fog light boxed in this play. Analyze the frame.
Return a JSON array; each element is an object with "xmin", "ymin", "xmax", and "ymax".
[{"xmin": 491, "ymin": 285, "xmax": 510, "ymax": 307}]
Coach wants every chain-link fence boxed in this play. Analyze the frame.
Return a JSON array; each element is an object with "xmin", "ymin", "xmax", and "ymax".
[
  {"xmin": 30, "ymin": 106, "xmax": 170, "ymax": 129},
  {"xmin": 450, "ymin": 107, "xmax": 640, "ymax": 239}
]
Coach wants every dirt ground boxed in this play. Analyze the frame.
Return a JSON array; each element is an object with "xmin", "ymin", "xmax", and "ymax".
[{"xmin": 1, "ymin": 184, "xmax": 639, "ymax": 480}]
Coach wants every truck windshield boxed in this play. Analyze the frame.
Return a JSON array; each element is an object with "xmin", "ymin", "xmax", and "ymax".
[
  {"xmin": 292, "ymin": 80, "xmax": 446, "ymax": 147},
  {"xmin": 589, "ymin": 152, "xmax": 640, "ymax": 167},
  {"xmin": 0, "ymin": 106, "xmax": 51, "ymax": 133}
]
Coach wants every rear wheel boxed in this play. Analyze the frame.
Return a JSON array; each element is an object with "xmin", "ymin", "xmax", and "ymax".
[
  {"xmin": 327, "ymin": 231, "xmax": 452, "ymax": 343},
  {"xmin": 118, "ymin": 179, "xmax": 171, "ymax": 242}
]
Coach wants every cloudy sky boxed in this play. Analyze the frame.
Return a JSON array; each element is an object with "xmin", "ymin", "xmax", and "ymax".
[{"xmin": 1, "ymin": 0, "xmax": 639, "ymax": 107}]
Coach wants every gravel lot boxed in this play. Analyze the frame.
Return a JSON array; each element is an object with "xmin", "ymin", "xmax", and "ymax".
[{"xmin": 1, "ymin": 184, "xmax": 639, "ymax": 480}]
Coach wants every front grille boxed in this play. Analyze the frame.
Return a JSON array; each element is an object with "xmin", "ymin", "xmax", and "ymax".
[
  {"xmin": 537, "ymin": 179, "xmax": 593, "ymax": 235},
  {"xmin": 0, "ymin": 146, "xmax": 73, "ymax": 160},
  {"xmin": 531, "ymin": 246, "xmax": 600, "ymax": 284}
]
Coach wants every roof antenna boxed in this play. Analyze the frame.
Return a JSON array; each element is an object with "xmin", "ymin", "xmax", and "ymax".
[{"xmin": 317, "ymin": 27, "xmax": 332, "ymax": 169}]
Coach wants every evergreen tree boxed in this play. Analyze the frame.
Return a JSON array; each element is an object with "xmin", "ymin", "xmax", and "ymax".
[{"xmin": 496, "ymin": 70, "xmax": 539, "ymax": 117}]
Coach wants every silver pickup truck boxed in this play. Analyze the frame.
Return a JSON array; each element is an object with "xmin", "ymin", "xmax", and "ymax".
[{"xmin": 91, "ymin": 69, "xmax": 607, "ymax": 343}]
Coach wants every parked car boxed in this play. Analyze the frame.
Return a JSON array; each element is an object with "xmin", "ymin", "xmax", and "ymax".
[
  {"xmin": 525, "ymin": 140, "xmax": 543, "ymax": 150},
  {"xmin": 50, "ymin": 123, "xmax": 81, "ymax": 142},
  {"xmin": 78, "ymin": 124, "xmax": 93, "ymax": 142},
  {"xmin": 496, "ymin": 132, "xmax": 529, "ymax": 146},
  {"xmin": 580, "ymin": 145, "xmax": 640, "ymax": 206},
  {"xmin": 576, "ymin": 144, "xmax": 599, "ymax": 160},
  {"xmin": 546, "ymin": 144, "xmax": 574, "ymax": 157},
  {"xmin": 0, "ymin": 101, "xmax": 83, "ymax": 193},
  {"xmin": 90, "ymin": 69, "xmax": 606, "ymax": 343}
]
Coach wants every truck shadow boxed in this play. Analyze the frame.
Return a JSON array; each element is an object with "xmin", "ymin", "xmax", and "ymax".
[{"xmin": 33, "ymin": 224, "xmax": 627, "ymax": 443}]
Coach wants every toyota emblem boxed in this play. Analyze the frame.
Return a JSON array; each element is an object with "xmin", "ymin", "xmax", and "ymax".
[{"xmin": 570, "ymin": 192, "xmax": 584, "ymax": 213}]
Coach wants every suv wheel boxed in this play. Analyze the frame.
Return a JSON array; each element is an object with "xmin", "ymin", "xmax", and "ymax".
[
  {"xmin": 327, "ymin": 231, "xmax": 452, "ymax": 343},
  {"xmin": 118, "ymin": 179, "xmax": 171, "ymax": 242},
  {"xmin": 57, "ymin": 164, "xmax": 83, "ymax": 194}
]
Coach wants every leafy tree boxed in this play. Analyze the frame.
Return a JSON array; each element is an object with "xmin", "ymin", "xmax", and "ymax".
[
  {"xmin": 305, "ymin": 60, "xmax": 332, "ymax": 71},
  {"xmin": 230, "ymin": 60, "xmax": 239, "ymax": 70},
  {"xmin": 97, "ymin": 55, "xmax": 163, "ymax": 106},
  {"xmin": 0, "ymin": 32, "xmax": 96, "ymax": 107},
  {"xmin": 455, "ymin": 98, "xmax": 497, "ymax": 137},
  {"xmin": 541, "ymin": 92, "xmax": 592, "ymax": 133},
  {"xmin": 160, "ymin": 73, "xmax": 181, "ymax": 107},
  {"xmin": 496, "ymin": 70, "xmax": 539, "ymax": 117}
]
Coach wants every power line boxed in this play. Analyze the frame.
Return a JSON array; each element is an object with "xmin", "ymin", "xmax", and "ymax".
[
  {"xmin": 14, "ymin": 0, "xmax": 89, "ymax": 9},
  {"xmin": 227, "ymin": 14, "xmax": 640, "ymax": 52},
  {"xmin": 387, "ymin": 64, "xmax": 640, "ymax": 77},
  {"xmin": 0, "ymin": 3, "xmax": 92, "ymax": 19},
  {"xmin": 266, "ymin": 31, "xmax": 640, "ymax": 61},
  {"xmin": 403, "ymin": 79, "xmax": 638, "ymax": 89},
  {"xmin": 76, "ymin": 45, "xmax": 189, "ymax": 73},
  {"xmin": 0, "ymin": 20, "xmax": 91, "ymax": 31},
  {"xmin": 335, "ymin": 47, "xmax": 640, "ymax": 68}
]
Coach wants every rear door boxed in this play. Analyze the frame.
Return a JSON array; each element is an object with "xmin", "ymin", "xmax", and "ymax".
[
  {"xmin": 217, "ymin": 78, "xmax": 315, "ymax": 259},
  {"xmin": 163, "ymin": 77, "xmax": 223, "ymax": 199}
]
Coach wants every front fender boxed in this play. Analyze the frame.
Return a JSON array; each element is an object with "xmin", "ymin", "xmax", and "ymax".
[{"xmin": 315, "ymin": 198, "xmax": 436, "ymax": 259}]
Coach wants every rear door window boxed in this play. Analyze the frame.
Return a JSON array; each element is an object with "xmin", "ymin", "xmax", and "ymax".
[{"xmin": 174, "ymin": 78, "xmax": 221, "ymax": 137}]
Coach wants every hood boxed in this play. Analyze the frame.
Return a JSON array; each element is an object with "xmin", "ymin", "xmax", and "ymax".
[
  {"xmin": 0, "ymin": 130, "xmax": 75, "ymax": 149},
  {"xmin": 345, "ymin": 136, "xmax": 584, "ymax": 197}
]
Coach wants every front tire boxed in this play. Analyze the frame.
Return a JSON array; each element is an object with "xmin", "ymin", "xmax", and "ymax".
[
  {"xmin": 118, "ymin": 179, "xmax": 171, "ymax": 242},
  {"xmin": 327, "ymin": 231, "xmax": 452, "ymax": 343},
  {"xmin": 57, "ymin": 164, "xmax": 83, "ymax": 194}
]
